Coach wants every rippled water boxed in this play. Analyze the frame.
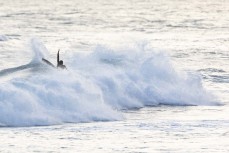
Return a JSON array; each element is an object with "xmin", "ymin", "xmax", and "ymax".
[{"xmin": 0, "ymin": 0, "xmax": 229, "ymax": 152}]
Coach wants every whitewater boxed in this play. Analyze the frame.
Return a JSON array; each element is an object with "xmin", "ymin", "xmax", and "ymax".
[
  {"xmin": 0, "ymin": 0, "xmax": 229, "ymax": 152},
  {"xmin": 0, "ymin": 38, "xmax": 219, "ymax": 127}
]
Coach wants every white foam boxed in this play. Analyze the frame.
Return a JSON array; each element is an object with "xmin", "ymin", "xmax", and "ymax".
[
  {"xmin": 0, "ymin": 39, "xmax": 220, "ymax": 127},
  {"xmin": 0, "ymin": 71, "xmax": 121, "ymax": 127},
  {"xmin": 69, "ymin": 45, "xmax": 219, "ymax": 107}
]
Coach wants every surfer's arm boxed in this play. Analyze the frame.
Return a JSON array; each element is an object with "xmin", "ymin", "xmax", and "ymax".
[{"xmin": 57, "ymin": 49, "xmax": 60, "ymax": 65}]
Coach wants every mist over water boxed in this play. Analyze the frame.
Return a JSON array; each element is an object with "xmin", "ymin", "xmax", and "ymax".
[{"xmin": 0, "ymin": 0, "xmax": 229, "ymax": 152}]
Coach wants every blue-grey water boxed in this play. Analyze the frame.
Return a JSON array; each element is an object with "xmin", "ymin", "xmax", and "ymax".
[{"xmin": 0, "ymin": 0, "xmax": 229, "ymax": 152}]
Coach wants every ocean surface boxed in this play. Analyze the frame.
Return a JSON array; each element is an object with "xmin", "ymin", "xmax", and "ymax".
[{"xmin": 0, "ymin": 0, "xmax": 229, "ymax": 152}]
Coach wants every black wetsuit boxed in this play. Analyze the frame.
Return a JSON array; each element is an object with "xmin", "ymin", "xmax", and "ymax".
[{"xmin": 57, "ymin": 50, "xmax": 66, "ymax": 69}]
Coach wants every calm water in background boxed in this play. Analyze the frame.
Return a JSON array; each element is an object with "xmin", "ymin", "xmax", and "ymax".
[{"xmin": 0, "ymin": 0, "xmax": 229, "ymax": 152}]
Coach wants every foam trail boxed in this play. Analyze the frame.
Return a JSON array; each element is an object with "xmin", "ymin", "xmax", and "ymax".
[{"xmin": 0, "ymin": 63, "xmax": 38, "ymax": 77}]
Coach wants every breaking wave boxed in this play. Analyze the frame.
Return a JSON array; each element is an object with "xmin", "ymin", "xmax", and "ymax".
[{"xmin": 0, "ymin": 39, "xmax": 219, "ymax": 127}]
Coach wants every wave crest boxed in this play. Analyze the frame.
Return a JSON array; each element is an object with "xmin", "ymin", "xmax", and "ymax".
[{"xmin": 0, "ymin": 40, "xmax": 220, "ymax": 127}]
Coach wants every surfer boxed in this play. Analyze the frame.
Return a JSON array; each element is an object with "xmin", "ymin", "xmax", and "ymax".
[
  {"xmin": 41, "ymin": 49, "xmax": 67, "ymax": 69},
  {"xmin": 57, "ymin": 50, "xmax": 66, "ymax": 69}
]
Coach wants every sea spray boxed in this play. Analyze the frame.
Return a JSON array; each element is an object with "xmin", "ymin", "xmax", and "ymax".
[
  {"xmin": 0, "ymin": 39, "xmax": 220, "ymax": 127},
  {"xmin": 30, "ymin": 38, "xmax": 50, "ymax": 63},
  {"xmin": 69, "ymin": 44, "xmax": 219, "ymax": 107}
]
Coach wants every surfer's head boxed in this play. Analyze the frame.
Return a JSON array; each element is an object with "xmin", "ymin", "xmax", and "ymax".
[{"xmin": 59, "ymin": 60, "xmax": 63, "ymax": 65}]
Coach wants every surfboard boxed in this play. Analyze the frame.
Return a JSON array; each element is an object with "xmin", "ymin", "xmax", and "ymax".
[{"xmin": 42, "ymin": 58, "xmax": 56, "ymax": 68}]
